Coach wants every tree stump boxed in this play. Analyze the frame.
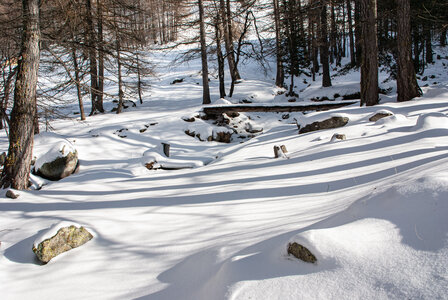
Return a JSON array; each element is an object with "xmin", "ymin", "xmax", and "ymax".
[
  {"xmin": 274, "ymin": 145, "xmax": 288, "ymax": 158},
  {"xmin": 162, "ymin": 143, "xmax": 170, "ymax": 157}
]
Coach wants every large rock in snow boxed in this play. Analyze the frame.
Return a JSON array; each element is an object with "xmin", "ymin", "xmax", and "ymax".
[
  {"xmin": 34, "ymin": 141, "xmax": 78, "ymax": 181},
  {"xmin": 299, "ymin": 116, "xmax": 349, "ymax": 134},
  {"xmin": 32, "ymin": 223, "xmax": 93, "ymax": 264}
]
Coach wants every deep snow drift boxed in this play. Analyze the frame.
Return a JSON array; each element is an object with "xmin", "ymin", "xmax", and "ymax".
[{"xmin": 1, "ymin": 46, "xmax": 448, "ymax": 299}]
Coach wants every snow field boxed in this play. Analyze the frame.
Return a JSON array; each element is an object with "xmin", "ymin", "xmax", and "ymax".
[{"xmin": 0, "ymin": 47, "xmax": 448, "ymax": 299}]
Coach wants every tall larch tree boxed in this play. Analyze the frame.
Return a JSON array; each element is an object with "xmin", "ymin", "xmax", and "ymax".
[
  {"xmin": 199, "ymin": 0, "xmax": 211, "ymax": 104},
  {"xmin": 320, "ymin": 0, "xmax": 332, "ymax": 87},
  {"xmin": 273, "ymin": 0, "xmax": 284, "ymax": 88},
  {"xmin": 1, "ymin": 0, "xmax": 40, "ymax": 189},
  {"xmin": 396, "ymin": 0, "xmax": 421, "ymax": 102},
  {"xmin": 360, "ymin": 0, "xmax": 378, "ymax": 106}
]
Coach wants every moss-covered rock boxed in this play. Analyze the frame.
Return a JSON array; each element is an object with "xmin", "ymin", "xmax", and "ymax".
[{"xmin": 33, "ymin": 225, "xmax": 93, "ymax": 264}]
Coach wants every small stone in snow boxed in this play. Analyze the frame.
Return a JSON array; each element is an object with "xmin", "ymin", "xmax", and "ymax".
[
  {"xmin": 369, "ymin": 112, "xmax": 393, "ymax": 122},
  {"xmin": 6, "ymin": 190, "xmax": 19, "ymax": 199},
  {"xmin": 331, "ymin": 133, "xmax": 346, "ymax": 141},
  {"xmin": 287, "ymin": 242, "xmax": 317, "ymax": 263}
]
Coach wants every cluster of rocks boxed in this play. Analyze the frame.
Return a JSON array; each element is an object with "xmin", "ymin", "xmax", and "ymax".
[
  {"xmin": 295, "ymin": 110, "xmax": 395, "ymax": 143},
  {"xmin": 183, "ymin": 112, "xmax": 263, "ymax": 143},
  {"xmin": 111, "ymin": 100, "xmax": 136, "ymax": 112}
]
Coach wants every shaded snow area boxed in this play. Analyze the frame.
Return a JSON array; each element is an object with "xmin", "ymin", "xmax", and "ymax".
[{"xmin": 1, "ymin": 46, "xmax": 448, "ymax": 299}]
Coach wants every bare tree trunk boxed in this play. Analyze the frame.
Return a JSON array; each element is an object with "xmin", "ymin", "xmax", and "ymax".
[
  {"xmin": 229, "ymin": 11, "xmax": 250, "ymax": 98},
  {"xmin": 33, "ymin": 96, "xmax": 39, "ymax": 134},
  {"xmin": 226, "ymin": 0, "xmax": 241, "ymax": 80},
  {"xmin": 311, "ymin": 18, "xmax": 319, "ymax": 80},
  {"xmin": 215, "ymin": 19, "xmax": 226, "ymax": 98},
  {"xmin": 86, "ymin": 0, "xmax": 99, "ymax": 115},
  {"xmin": 347, "ymin": 0, "xmax": 356, "ymax": 66},
  {"xmin": 72, "ymin": 49, "xmax": 86, "ymax": 121},
  {"xmin": 116, "ymin": 40, "xmax": 124, "ymax": 114},
  {"xmin": 219, "ymin": 0, "xmax": 240, "ymax": 89},
  {"xmin": 0, "ymin": 66, "xmax": 16, "ymax": 129},
  {"xmin": 96, "ymin": 0, "xmax": 105, "ymax": 113},
  {"xmin": 396, "ymin": 0, "xmax": 421, "ymax": 102},
  {"xmin": 330, "ymin": 0, "xmax": 337, "ymax": 64},
  {"xmin": 273, "ymin": 0, "xmax": 284, "ymax": 87},
  {"xmin": 136, "ymin": 52, "xmax": 143, "ymax": 104},
  {"xmin": 198, "ymin": 0, "xmax": 211, "ymax": 104},
  {"xmin": 320, "ymin": 0, "xmax": 332, "ymax": 87},
  {"xmin": 360, "ymin": 0, "xmax": 378, "ymax": 106},
  {"xmin": 2, "ymin": 0, "xmax": 40, "ymax": 189}
]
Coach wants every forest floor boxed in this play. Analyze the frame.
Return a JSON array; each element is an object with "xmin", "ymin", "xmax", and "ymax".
[{"xmin": 1, "ymin": 46, "xmax": 448, "ymax": 299}]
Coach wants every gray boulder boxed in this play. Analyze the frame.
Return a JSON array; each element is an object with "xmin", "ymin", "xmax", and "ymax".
[
  {"xmin": 33, "ymin": 225, "xmax": 93, "ymax": 264},
  {"xmin": 299, "ymin": 116, "xmax": 349, "ymax": 134},
  {"xmin": 34, "ymin": 143, "xmax": 78, "ymax": 181}
]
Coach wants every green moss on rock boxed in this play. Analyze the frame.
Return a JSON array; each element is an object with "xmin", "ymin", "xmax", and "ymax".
[{"xmin": 32, "ymin": 225, "xmax": 93, "ymax": 264}]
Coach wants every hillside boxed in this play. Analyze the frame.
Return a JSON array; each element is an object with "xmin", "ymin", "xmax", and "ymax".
[{"xmin": 1, "ymin": 46, "xmax": 448, "ymax": 299}]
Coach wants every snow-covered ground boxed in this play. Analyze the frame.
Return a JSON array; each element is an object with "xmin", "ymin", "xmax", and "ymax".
[{"xmin": 1, "ymin": 46, "xmax": 448, "ymax": 299}]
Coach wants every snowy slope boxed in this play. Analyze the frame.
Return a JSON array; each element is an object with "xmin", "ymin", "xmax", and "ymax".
[{"xmin": 0, "ymin": 47, "xmax": 448, "ymax": 299}]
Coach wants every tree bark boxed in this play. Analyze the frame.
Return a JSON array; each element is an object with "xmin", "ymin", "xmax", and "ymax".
[
  {"xmin": 330, "ymin": 1, "xmax": 337, "ymax": 64},
  {"xmin": 215, "ymin": 18, "xmax": 226, "ymax": 98},
  {"xmin": 219, "ymin": 0, "xmax": 240, "ymax": 89},
  {"xmin": 273, "ymin": 0, "xmax": 284, "ymax": 87},
  {"xmin": 72, "ymin": 49, "xmax": 86, "ymax": 121},
  {"xmin": 0, "ymin": 66, "xmax": 16, "ymax": 129},
  {"xmin": 116, "ymin": 40, "xmax": 124, "ymax": 114},
  {"xmin": 320, "ymin": 0, "xmax": 332, "ymax": 87},
  {"xmin": 360, "ymin": 0, "xmax": 378, "ymax": 106},
  {"xmin": 198, "ymin": 0, "xmax": 211, "ymax": 104},
  {"xmin": 136, "ymin": 52, "xmax": 143, "ymax": 104},
  {"xmin": 2, "ymin": 0, "xmax": 40, "ymax": 189},
  {"xmin": 226, "ymin": 0, "xmax": 241, "ymax": 81},
  {"xmin": 96, "ymin": 0, "xmax": 105, "ymax": 113},
  {"xmin": 396, "ymin": 0, "xmax": 422, "ymax": 102},
  {"xmin": 86, "ymin": 0, "xmax": 99, "ymax": 115}
]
